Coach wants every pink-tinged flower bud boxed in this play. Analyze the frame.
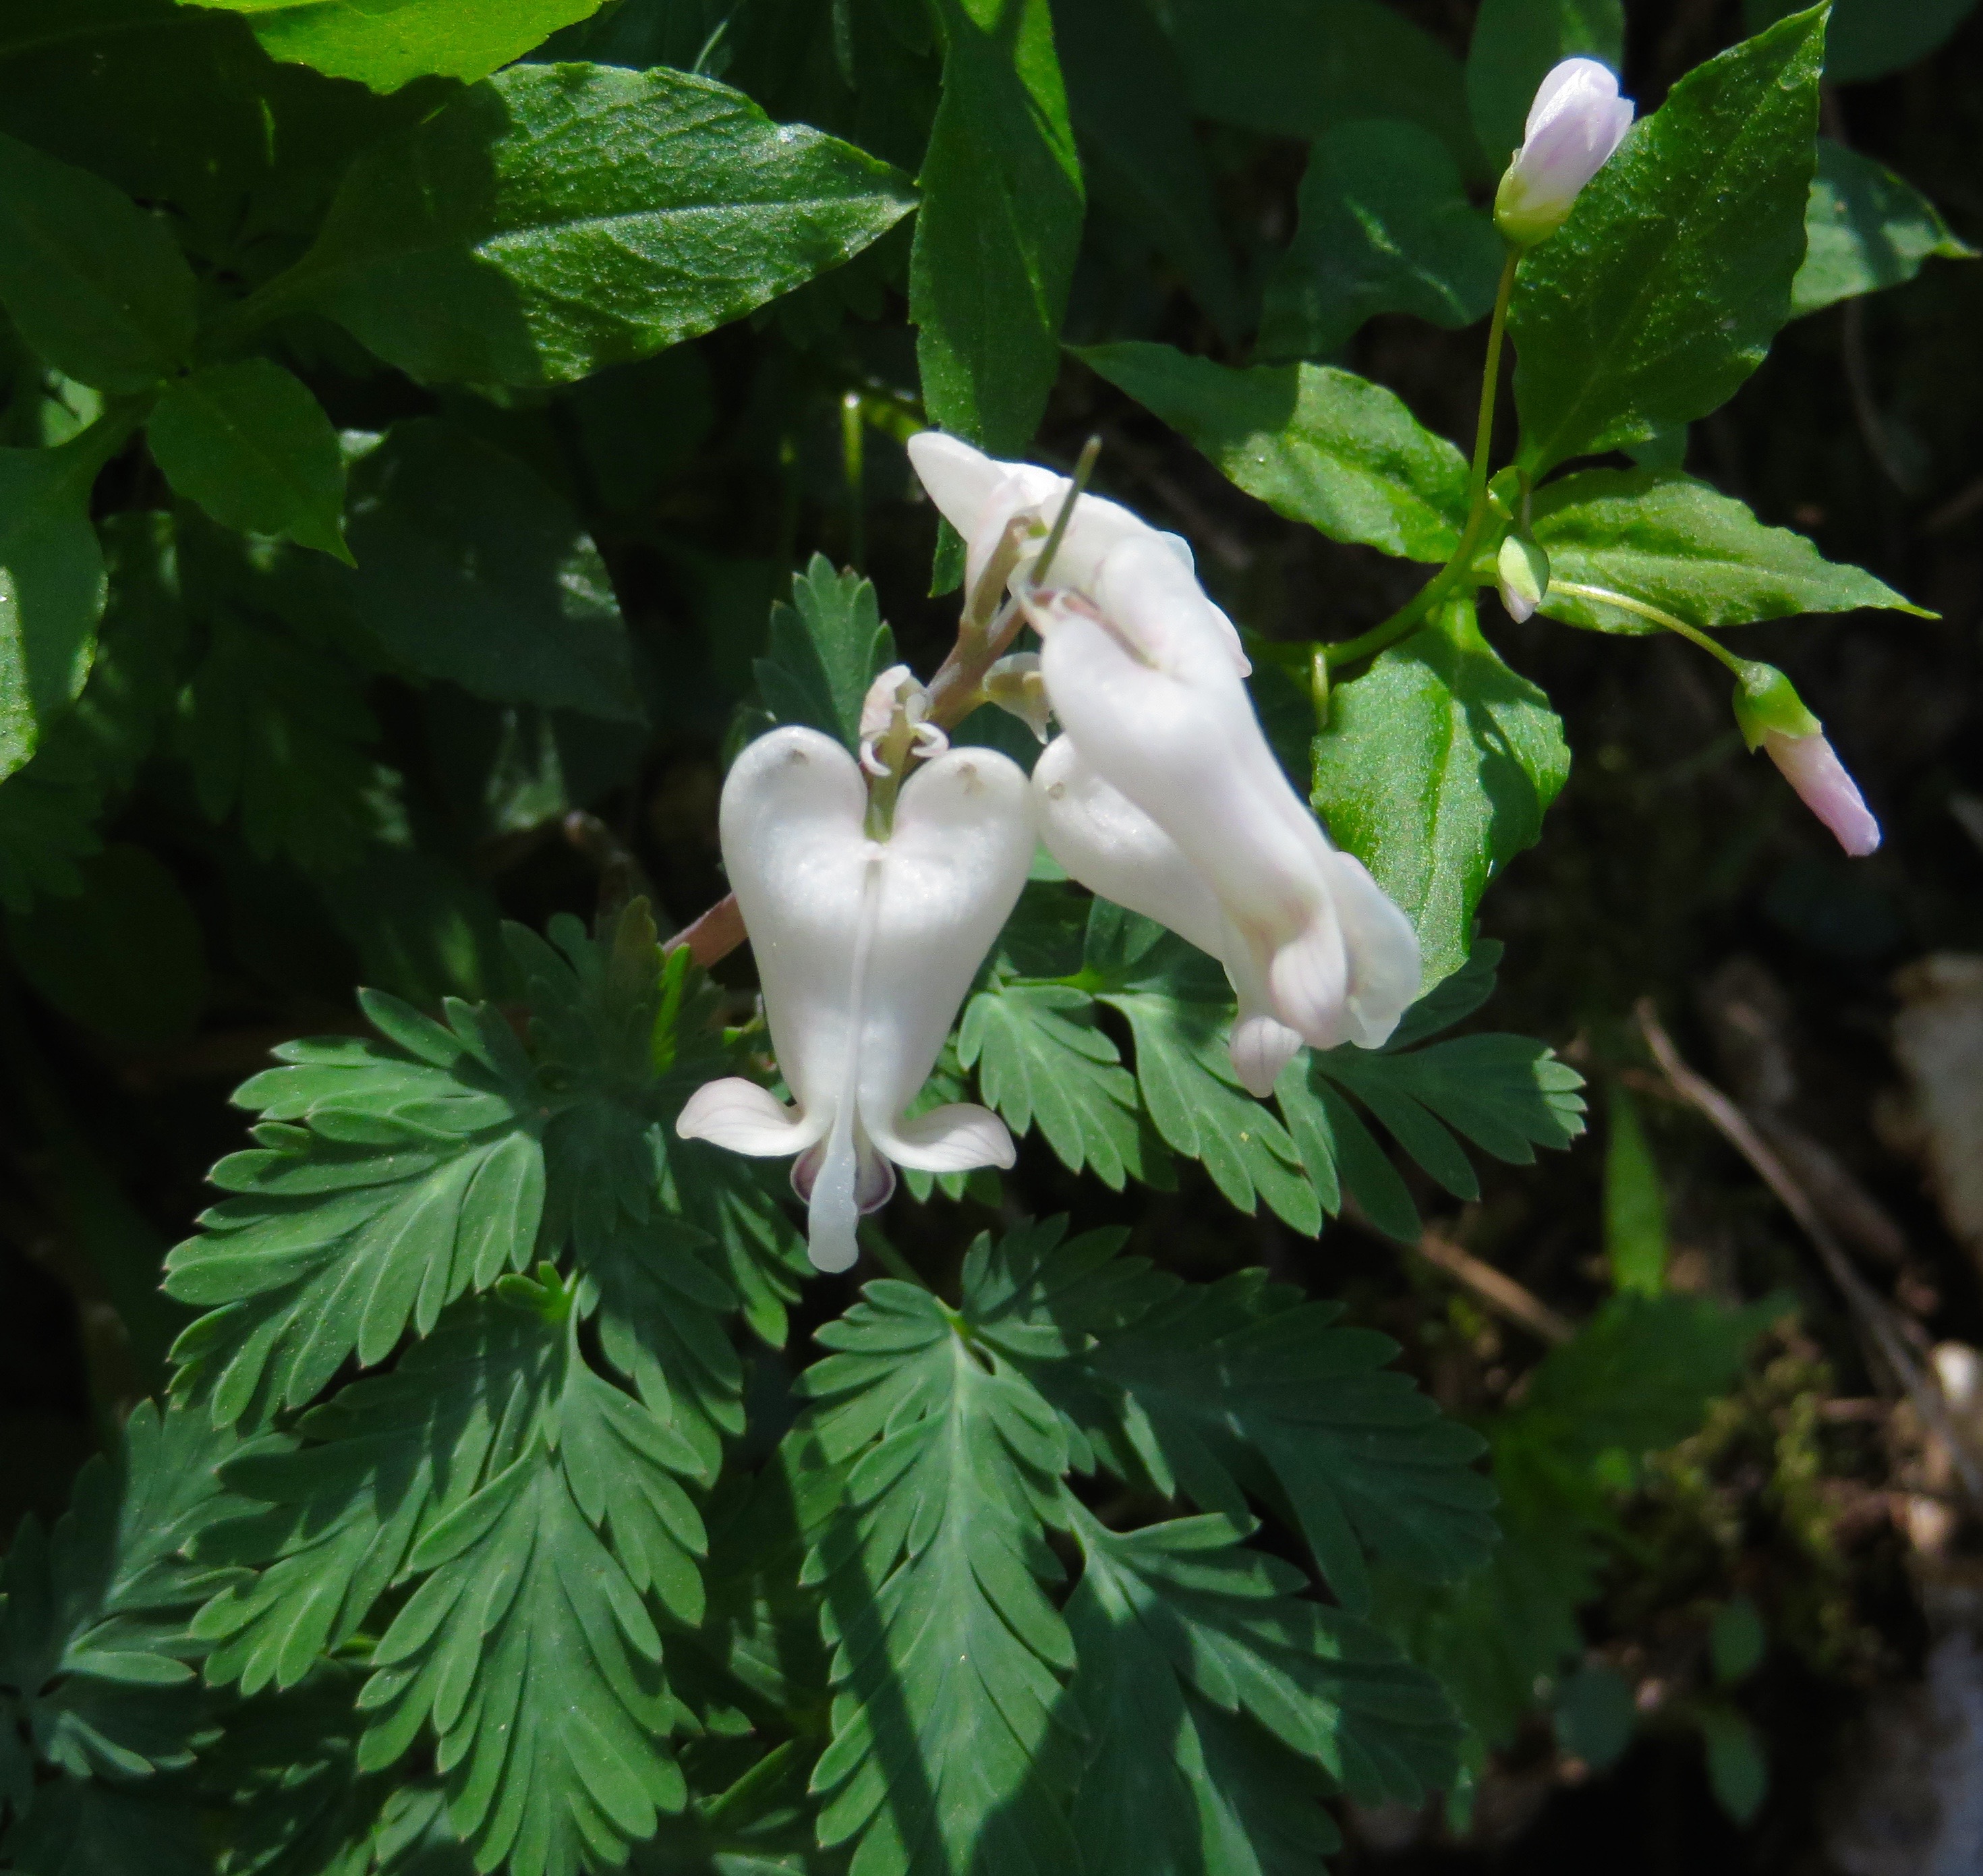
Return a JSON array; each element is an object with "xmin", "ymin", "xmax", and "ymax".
[
  {"xmin": 1495, "ymin": 533, "xmax": 1550, "ymax": 623},
  {"xmin": 677, "ymin": 727, "xmax": 1033, "ymax": 1272},
  {"xmin": 1731, "ymin": 662, "xmax": 1880, "ymax": 857},
  {"xmin": 1494, "ymin": 57, "xmax": 1634, "ymax": 248}
]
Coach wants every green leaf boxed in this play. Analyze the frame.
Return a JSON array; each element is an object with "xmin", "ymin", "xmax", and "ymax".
[
  {"xmin": 146, "ymin": 360, "xmax": 351, "ymax": 561},
  {"xmin": 1081, "ymin": 341, "xmax": 1470, "ymax": 563},
  {"xmin": 1465, "ymin": 0, "xmax": 1625, "ymax": 172},
  {"xmin": 964, "ymin": 1221, "xmax": 1499, "ymax": 1616},
  {"xmin": 1153, "ymin": 0, "xmax": 1487, "ymax": 182},
  {"xmin": 0, "ymin": 1401, "xmax": 239, "ymax": 1791},
  {"xmin": 181, "ymin": 0, "xmax": 609, "ymax": 90},
  {"xmin": 1699, "ymin": 1705, "xmax": 1769, "ymax": 1823},
  {"xmin": 1510, "ymin": 7, "xmax": 1827, "ymax": 473},
  {"xmin": 1603, "ymin": 1083, "xmax": 1667, "ymax": 1296},
  {"xmin": 1552, "ymin": 1665, "xmax": 1635, "ymax": 1770},
  {"xmin": 1068, "ymin": 1512, "xmax": 1462, "ymax": 1832},
  {"xmin": 353, "ymin": 1326, "xmax": 697, "ymax": 1875},
  {"xmin": 795, "ymin": 1279, "xmax": 1084, "ymax": 1876},
  {"xmin": 1745, "ymin": 0, "xmax": 1979, "ymax": 83},
  {"xmin": 1529, "ymin": 467, "xmax": 1928, "ymax": 633},
  {"xmin": 173, "ymin": 615, "xmax": 380, "ymax": 872},
  {"xmin": 6, "ymin": 842, "xmax": 206, "ymax": 1047},
  {"xmin": 295, "ymin": 420, "xmax": 641, "ymax": 721},
  {"xmin": 0, "ymin": 129, "xmax": 194, "ymax": 392},
  {"xmin": 958, "ymin": 980, "xmax": 1170, "ymax": 1191},
  {"xmin": 163, "ymin": 991, "xmax": 550, "ymax": 1424},
  {"xmin": 1711, "ymin": 1595, "xmax": 1766, "ymax": 1685},
  {"xmin": 911, "ymin": 0, "xmax": 1083, "ymax": 453},
  {"xmin": 1791, "ymin": 137, "xmax": 1976, "ymax": 318},
  {"xmin": 268, "ymin": 61, "xmax": 915, "ymax": 387},
  {"xmin": 2, "ymin": 1778, "xmax": 212, "ymax": 1876},
  {"xmin": 1260, "ymin": 119, "xmax": 1505, "ymax": 362},
  {"xmin": 0, "ymin": 434, "xmax": 113, "ymax": 781},
  {"xmin": 1311, "ymin": 594, "xmax": 1569, "ymax": 986},
  {"xmin": 751, "ymin": 555, "xmax": 895, "ymax": 753},
  {"xmin": 1056, "ymin": 0, "xmax": 1241, "ymax": 341}
]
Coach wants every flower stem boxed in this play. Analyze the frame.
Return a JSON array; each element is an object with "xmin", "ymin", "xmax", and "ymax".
[
  {"xmin": 1320, "ymin": 247, "xmax": 1520, "ymax": 674},
  {"xmin": 1548, "ymin": 581, "xmax": 1749, "ymax": 675}
]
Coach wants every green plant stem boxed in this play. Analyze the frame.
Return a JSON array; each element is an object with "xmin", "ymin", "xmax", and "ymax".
[
  {"xmin": 1549, "ymin": 581, "xmax": 1749, "ymax": 674},
  {"xmin": 1321, "ymin": 248, "xmax": 1521, "ymax": 675}
]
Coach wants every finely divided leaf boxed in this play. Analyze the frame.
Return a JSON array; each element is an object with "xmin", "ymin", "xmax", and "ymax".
[
  {"xmin": 1081, "ymin": 342, "xmax": 1470, "ymax": 562},
  {"xmin": 1530, "ymin": 467, "xmax": 1928, "ymax": 633},
  {"xmin": 753, "ymin": 555, "xmax": 896, "ymax": 754}
]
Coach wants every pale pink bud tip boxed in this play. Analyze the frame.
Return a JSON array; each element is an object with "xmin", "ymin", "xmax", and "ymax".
[
  {"xmin": 1495, "ymin": 57, "xmax": 1634, "ymax": 246},
  {"xmin": 1762, "ymin": 729, "xmax": 1881, "ymax": 857}
]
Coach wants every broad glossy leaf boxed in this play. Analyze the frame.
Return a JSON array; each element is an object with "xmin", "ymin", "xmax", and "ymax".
[
  {"xmin": 1261, "ymin": 119, "xmax": 1504, "ymax": 362},
  {"xmin": 146, "ymin": 360, "xmax": 350, "ymax": 561},
  {"xmin": 1057, "ymin": 0, "xmax": 1240, "ymax": 341},
  {"xmin": 911, "ymin": 0, "xmax": 1083, "ymax": 453},
  {"xmin": 1465, "ymin": 0, "xmax": 1625, "ymax": 171},
  {"xmin": 1510, "ymin": 8, "xmax": 1827, "ymax": 473},
  {"xmin": 1311, "ymin": 595, "xmax": 1569, "ymax": 985},
  {"xmin": 751, "ymin": 555, "xmax": 894, "ymax": 753},
  {"xmin": 1068, "ymin": 1513, "xmax": 1462, "ymax": 1821},
  {"xmin": 795, "ymin": 1280, "xmax": 1083, "ymax": 1876},
  {"xmin": 183, "ymin": 0, "xmax": 608, "ymax": 90},
  {"xmin": 1153, "ymin": 0, "xmax": 1487, "ymax": 181},
  {"xmin": 295, "ymin": 420, "xmax": 641, "ymax": 721},
  {"xmin": 1081, "ymin": 341, "xmax": 1469, "ymax": 562},
  {"xmin": 271, "ymin": 62, "xmax": 915, "ymax": 387},
  {"xmin": 0, "ymin": 436, "xmax": 115, "ymax": 782},
  {"xmin": 1744, "ymin": 0, "xmax": 1979, "ymax": 82},
  {"xmin": 1791, "ymin": 138, "xmax": 1975, "ymax": 318},
  {"xmin": 0, "ymin": 130, "xmax": 194, "ymax": 391},
  {"xmin": 1528, "ymin": 467, "xmax": 1927, "ymax": 633}
]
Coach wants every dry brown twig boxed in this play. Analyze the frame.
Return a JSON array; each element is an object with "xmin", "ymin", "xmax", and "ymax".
[
  {"xmin": 1636, "ymin": 997, "xmax": 1983, "ymax": 1508},
  {"xmin": 1414, "ymin": 1230, "xmax": 1575, "ymax": 1346}
]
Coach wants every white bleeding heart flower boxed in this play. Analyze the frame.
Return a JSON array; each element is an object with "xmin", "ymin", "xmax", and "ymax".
[
  {"xmin": 1494, "ymin": 56, "xmax": 1634, "ymax": 247},
  {"xmin": 676, "ymin": 725, "xmax": 1033, "ymax": 1272},
  {"xmin": 1025, "ymin": 536, "xmax": 1422, "ymax": 1089},
  {"xmin": 906, "ymin": 429, "xmax": 1250, "ymax": 675}
]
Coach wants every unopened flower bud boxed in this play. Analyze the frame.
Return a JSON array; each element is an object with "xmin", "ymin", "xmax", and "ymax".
[
  {"xmin": 983, "ymin": 652, "xmax": 1053, "ymax": 742},
  {"xmin": 1494, "ymin": 57, "xmax": 1634, "ymax": 248},
  {"xmin": 1495, "ymin": 533, "xmax": 1550, "ymax": 623},
  {"xmin": 1731, "ymin": 662, "xmax": 1880, "ymax": 857}
]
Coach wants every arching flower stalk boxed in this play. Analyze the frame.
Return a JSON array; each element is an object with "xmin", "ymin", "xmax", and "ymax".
[
  {"xmin": 909, "ymin": 431, "xmax": 1422, "ymax": 1096},
  {"xmin": 677, "ymin": 724, "xmax": 1033, "ymax": 1272}
]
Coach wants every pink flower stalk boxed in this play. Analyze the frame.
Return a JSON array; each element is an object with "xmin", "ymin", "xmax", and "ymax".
[{"xmin": 1760, "ymin": 728, "xmax": 1882, "ymax": 857}]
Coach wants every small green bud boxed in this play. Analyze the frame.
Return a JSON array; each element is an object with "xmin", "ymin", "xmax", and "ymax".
[
  {"xmin": 1729, "ymin": 660, "xmax": 1822, "ymax": 752},
  {"xmin": 1495, "ymin": 533, "xmax": 1551, "ymax": 623}
]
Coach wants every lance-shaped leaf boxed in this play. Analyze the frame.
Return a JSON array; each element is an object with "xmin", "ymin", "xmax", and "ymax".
[
  {"xmin": 0, "ymin": 130, "xmax": 194, "ymax": 392},
  {"xmin": 911, "ymin": 0, "xmax": 1083, "ymax": 456},
  {"xmin": 1791, "ymin": 138, "xmax": 1975, "ymax": 318},
  {"xmin": 1528, "ymin": 467, "xmax": 1929, "ymax": 633},
  {"xmin": 1311, "ymin": 595, "xmax": 1569, "ymax": 986},
  {"xmin": 1510, "ymin": 7, "xmax": 1827, "ymax": 472},
  {"xmin": 1081, "ymin": 341, "xmax": 1470, "ymax": 562},
  {"xmin": 795, "ymin": 1280, "xmax": 1085, "ymax": 1876},
  {"xmin": 163, "ymin": 991, "xmax": 549, "ymax": 1425},
  {"xmin": 258, "ymin": 62, "xmax": 915, "ymax": 387},
  {"xmin": 1744, "ymin": 0, "xmax": 1978, "ymax": 84},
  {"xmin": 1066, "ymin": 1510, "xmax": 1463, "ymax": 1861}
]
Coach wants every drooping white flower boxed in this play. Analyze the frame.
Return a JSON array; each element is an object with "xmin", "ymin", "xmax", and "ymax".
[
  {"xmin": 1493, "ymin": 57, "xmax": 1634, "ymax": 247},
  {"xmin": 1731, "ymin": 661, "xmax": 1880, "ymax": 857},
  {"xmin": 677, "ymin": 725, "xmax": 1033, "ymax": 1272}
]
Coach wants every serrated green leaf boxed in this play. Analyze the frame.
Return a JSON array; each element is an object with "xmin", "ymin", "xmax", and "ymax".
[
  {"xmin": 185, "ymin": 0, "xmax": 607, "ymax": 90},
  {"xmin": 1068, "ymin": 1511, "xmax": 1462, "ymax": 1834},
  {"xmin": 163, "ymin": 1000, "xmax": 548, "ymax": 1423},
  {"xmin": 911, "ymin": 0, "xmax": 1083, "ymax": 455},
  {"xmin": 1260, "ymin": 119, "xmax": 1503, "ymax": 362},
  {"xmin": 1791, "ymin": 137, "xmax": 1976, "ymax": 318},
  {"xmin": 1465, "ymin": 0, "xmax": 1625, "ymax": 172},
  {"xmin": 146, "ymin": 360, "xmax": 350, "ymax": 562},
  {"xmin": 1080, "ymin": 341, "xmax": 1469, "ymax": 563},
  {"xmin": 1510, "ymin": 7, "xmax": 1827, "ymax": 472},
  {"xmin": 1154, "ymin": 0, "xmax": 1487, "ymax": 181},
  {"xmin": 1312, "ymin": 594, "xmax": 1568, "ymax": 986},
  {"xmin": 0, "ymin": 129, "xmax": 194, "ymax": 392},
  {"xmin": 794, "ymin": 1282, "xmax": 1083, "ymax": 1876},
  {"xmin": 266, "ymin": 62, "xmax": 915, "ymax": 388},
  {"xmin": 1529, "ymin": 467, "xmax": 1927, "ymax": 633},
  {"xmin": 752, "ymin": 555, "xmax": 894, "ymax": 754}
]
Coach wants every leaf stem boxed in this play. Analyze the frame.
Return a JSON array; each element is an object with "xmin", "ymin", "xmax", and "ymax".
[{"xmin": 1319, "ymin": 247, "xmax": 1521, "ymax": 675}]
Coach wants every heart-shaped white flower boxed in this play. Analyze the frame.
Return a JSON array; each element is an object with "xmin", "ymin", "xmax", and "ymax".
[{"xmin": 676, "ymin": 725, "xmax": 1033, "ymax": 1272}]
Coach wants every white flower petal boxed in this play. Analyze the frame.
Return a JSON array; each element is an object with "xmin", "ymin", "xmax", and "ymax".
[
  {"xmin": 676, "ymin": 1078, "xmax": 825, "ymax": 1157},
  {"xmin": 875, "ymin": 1102, "xmax": 1016, "ymax": 1173}
]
